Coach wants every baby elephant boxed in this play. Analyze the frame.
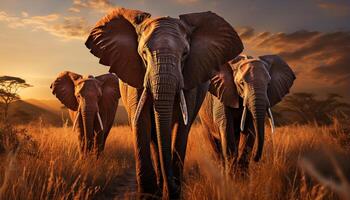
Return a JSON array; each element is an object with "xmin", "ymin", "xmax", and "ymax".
[
  {"xmin": 199, "ymin": 55, "xmax": 295, "ymax": 175},
  {"xmin": 50, "ymin": 71, "xmax": 120, "ymax": 157}
]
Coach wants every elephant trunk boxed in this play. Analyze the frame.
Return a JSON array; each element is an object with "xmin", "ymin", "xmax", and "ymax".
[
  {"xmin": 251, "ymin": 105, "xmax": 266, "ymax": 162},
  {"xmin": 81, "ymin": 103, "xmax": 98, "ymax": 154},
  {"xmin": 246, "ymin": 84, "xmax": 267, "ymax": 162},
  {"xmin": 150, "ymin": 54, "xmax": 179, "ymax": 197}
]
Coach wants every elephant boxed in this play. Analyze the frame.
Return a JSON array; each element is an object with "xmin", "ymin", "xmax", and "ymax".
[
  {"xmin": 85, "ymin": 7, "xmax": 243, "ymax": 199},
  {"xmin": 199, "ymin": 54, "xmax": 295, "ymax": 175},
  {"xmin": 50, "ymin": 71, "xmax": 120, "ymax": 157}
]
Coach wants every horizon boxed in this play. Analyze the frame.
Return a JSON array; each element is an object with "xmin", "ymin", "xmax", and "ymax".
[{"xmin": 0, "ymin": 0, "xmax": 349, "ymax": 100}]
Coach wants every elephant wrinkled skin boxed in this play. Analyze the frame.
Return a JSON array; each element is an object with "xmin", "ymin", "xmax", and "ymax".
[
  {"xmin": 85, "ymin": 7, "xmax": 243, "ymax": 199},
  {"xmin": 199, "ymin": 55, "xmax": 296, "ymax": 175},
  {"xmin": 51, "ymin": 71, "xmax": 120, "ymax": 157}
]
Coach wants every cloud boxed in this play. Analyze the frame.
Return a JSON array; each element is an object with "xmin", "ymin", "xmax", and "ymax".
[
  {"xmin": 21, "ymin": 11, "xmax": 29, "ymax": 17},
  {"xmin": 0, "ymin": 11, "xmax": 90, "ymax": 40},
  {"xmin": 22, "ymin": 14, "xmax": 60, "ymax": 26},
  {"xmin": 237, "ymin": 27, "xmax": 350, "ymax": 96},
  {"xmin": 316, "ymin": 1, "xmax": 350, "ymax": 16},
  {"xmin": 0, "ymin": 11, "xmax": 25, "ymax": 28},
  {"xmin": 68, "ymin": 7, "xmax": 81, "ymax": 13},
  {"xmin": 176, "ymin": 0, "xmax": 199, "ymax": 4},
  {"xmin": 0, "ymin": 1, "xmax": 107, "ymax": 39},
  {"xmin": 40, "ymin": 16, "xmax": 90, "ymax": 39},
  {"xmin": 69, "ymin": 0, "xmax": 115, "ymax": 13}
]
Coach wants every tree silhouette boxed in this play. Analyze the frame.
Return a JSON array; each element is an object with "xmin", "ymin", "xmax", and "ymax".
[
  {"xmin": 0, "ymin": 76, "xmax": 32, "ymax": 121},
  {"xmin": 277, "ymin": 92, "xmax": 350, "ymax": 125}
]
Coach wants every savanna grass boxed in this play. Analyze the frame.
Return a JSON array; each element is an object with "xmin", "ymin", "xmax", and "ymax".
[{"xmin": 0, "ymin": 122, "xmax": 348, "ymax": 199}]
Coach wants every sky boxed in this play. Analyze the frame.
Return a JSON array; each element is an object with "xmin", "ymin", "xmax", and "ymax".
[{"xmin": 0, "ymin": 0, "xmax": 349, "ymax": 100}]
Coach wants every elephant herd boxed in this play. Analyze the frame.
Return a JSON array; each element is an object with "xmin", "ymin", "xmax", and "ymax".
[{"xmin": 50, "ymin": 7, "xmax": 295, "ymax": 199}]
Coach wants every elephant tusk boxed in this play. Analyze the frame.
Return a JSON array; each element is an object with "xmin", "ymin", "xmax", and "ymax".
[
  {"xmin": 133, "ymin": 88, "xmax": 148, "ymax": 126},
  {"xmin": 267, "ymin": 108, "xmax": 275, "ymax": 134},
  {"xmin": 240, "ymin": 106, "xmax": 247, "ymax": 132},
  {"xmin": 97, "ymin": 111, "xmax": 104, "ymax": 131},
  {"xmin": 72, "ymin": 104, "xmax": 81, "ymax": 131},
  {"xmin": 179, "ymin": 89, "xmax": 188, "ymax": 125}
]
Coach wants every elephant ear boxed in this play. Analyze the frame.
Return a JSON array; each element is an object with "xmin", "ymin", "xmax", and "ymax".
[
  {"xmin": 50, "ymin": 71, "xmax": 82, "ymax": 111},
  {"xmin": 95, "ymin": 73, "xmax": 120, "ymax": 119},
  {"xmin": 259, "ymin": 55, "xmax": 296, "ymax": 106},
  {"xmin": 85, "ymin": 7, "xmax": 151, "ymax": 88},
  {"xmin": 179, "ymin": 11, "xmax": 243, "ymax": 90},
  {"xmin": 209, "ymin": 62, "xmax": 239, "ymax": 108}
]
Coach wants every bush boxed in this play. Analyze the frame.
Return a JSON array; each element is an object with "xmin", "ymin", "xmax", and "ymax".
[{"xmin": 0, "ymin": 123, "xmax": 37, "ymax": 156}]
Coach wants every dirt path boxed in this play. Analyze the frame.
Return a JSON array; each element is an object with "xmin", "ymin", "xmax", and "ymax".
[
  {"xmin": 112, "ymin": 170, "xmax": 137, "ymax": 199},
  {"xmin": 98, "ymin": 169, "xmax": 137, "ymax": 200}
]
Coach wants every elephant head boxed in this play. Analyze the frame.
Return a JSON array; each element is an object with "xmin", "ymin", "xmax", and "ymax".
[
  {"xmin": 85, "ymin": 7, "xmax": 243, "ymax": 195},
  {"xmin": 210, "ymin": 55, "xmax": 295, "ymax": 162},
  {"xmin": 50, "ymin": 71, "xmax": 120, "ymax": 154}
]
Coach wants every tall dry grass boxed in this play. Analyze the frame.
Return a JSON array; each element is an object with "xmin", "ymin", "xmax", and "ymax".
[
  {"xmin": 0, "ymin": 124, "xmax": 135, "ymax": 199},
  {"xmin": 0, "ymin": 121, "xmax": 349, "ymax": 199},
  {"xmin": 183, "ymin": 122, "xmax": 350, "ymax": 200}
]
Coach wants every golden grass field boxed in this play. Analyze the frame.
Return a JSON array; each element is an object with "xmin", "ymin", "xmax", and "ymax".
[{"xmin": 0, "ymin": 121, "xmax": 349, "ymax": 200}]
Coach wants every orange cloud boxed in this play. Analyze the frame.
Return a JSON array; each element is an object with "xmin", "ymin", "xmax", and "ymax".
[
  {"xmin": 69, "ymin": 0, "xmax": 114, "ymax": 13},
  {"xmin": 0, "ymin": 11, "xmax": 90, "ymax": 40},
  {"xmin": 176, "ymin": 0, "xmax": 199, "ymax": 4},
  {"xmin": 0, "ymin": 11, "xmax": 25, "ymax": 28},
  {"xmin": 317, "ymin": 1, "xmax": 350, "ymax": 16}
]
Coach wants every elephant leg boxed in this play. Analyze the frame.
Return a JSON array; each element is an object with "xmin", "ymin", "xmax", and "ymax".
[
  {"xmin": 201, "ymin": 123, "xmax": 222, "ymax": 162},
  {"xmin": 213, "ymin": 137, "xmax": 224, "ymax": 163},
  {"xmin": 101, "ymin": 123, "xmax": 113, "ymax": 152},
  {"xmin": 227, "ymin": 108, "xmax": 243, "ymax": 176},
  {"xmin": 70, "ymin": 110, "xmax": 85, "ymax": 157},
  {"xmin": 218, "ymin": 121, "xmax": 228, "ymax": 174},
  {"xmin": 93, "ymin": 131, "xmax": 100, "ymax": 157},
  {"xmin": 119, "ymin": 83, "xmax": 158, "ymax": 195},
  {"xmin": 78, "ymin": 129, "xmax": 85, "ymax": 157},
  {"xmin": 85, "ymin": 132, "xmax": 93, "ymax": 154},
  {"xmin": 220, "ymin": 107, "xmax": 240, "ymax": 175},
  {"xmin": 76, "ymin": 116, "xmax": 86, "ymax": 157},
  {"xmin": 118, "ymin": 83, "xmax": 156, "ymax": 196},
  {"xmin": 172, "ymin": 122, "xmax": 191, "ymax": 187},
  {"xmin": 93, "ymin": 129, "xmax": 106, "ymax": 158},
  {"xmin": 218, "ymin": 106, "xmax": 237, "ymax": 176},
  {"xmin": 211, "ymin": 96, "xmax": 237, "ymax": 175},
  {"xmin": 237, "ymin": 115, "xmax": 255, "ymax": 175},
  {"xmin": 172, "ymin": 82, "xmax": 209, "ymax": 186},
  {"xmin": 91, "ymin": 113, "xmax": 115, "ymax": 158},
  {"xmin": 150, "ymin": 112, "xmax": 163, "ymax": 194},
  {"xmin": 133, "ymin": 113, "xmax": 158, "ymax": 195},
  {"xmin": 101, "ymin": 131, "xmax": 108, "ymax": 152}
]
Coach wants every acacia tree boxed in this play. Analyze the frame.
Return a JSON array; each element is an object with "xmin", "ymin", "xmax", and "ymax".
[
  {"xmin": 277, "ymin": 92, "xmax": 350, "ymax": 125},
  {"xmin": 0, "ymin": 76, "xmax": 32, "ymax": 120}
]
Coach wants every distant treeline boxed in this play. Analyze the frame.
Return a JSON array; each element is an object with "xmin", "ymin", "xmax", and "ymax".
[
  {"xmin": 1, "ymin": 92, "xmax": 349, "ymax": 127},
  {"xmin": 0, "ymin": 100, "xmax": 129, "ymax": 127},
  {"xmin": 272, "ymin": 92, "xmax": 350, "ymax": 126}
]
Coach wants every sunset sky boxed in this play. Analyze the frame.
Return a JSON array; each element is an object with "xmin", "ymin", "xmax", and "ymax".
[{"xmin": 0, "ymin": 0, "xmax": 349, "ymax": 100}]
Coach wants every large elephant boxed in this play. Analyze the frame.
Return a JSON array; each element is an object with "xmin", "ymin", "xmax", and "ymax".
[
  {"xmin": 85, "ymin": 7, "xmax": 243, "ymax": 198},
  {"xmin": 199, "ymin": 55, "xmax": 295, "ymax": 175},
  {"xmin": 51, "ymin": 71, "xmax": 120, "ymax": 157}
]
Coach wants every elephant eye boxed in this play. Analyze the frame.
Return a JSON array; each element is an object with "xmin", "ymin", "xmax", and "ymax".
[
  {"xmin": 182, "ymin": 48, "xmax": 189, "ymax": 59},
  {"xmin": 142, "ymin": 50, "xmax": 147, "ymax": 58}
]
